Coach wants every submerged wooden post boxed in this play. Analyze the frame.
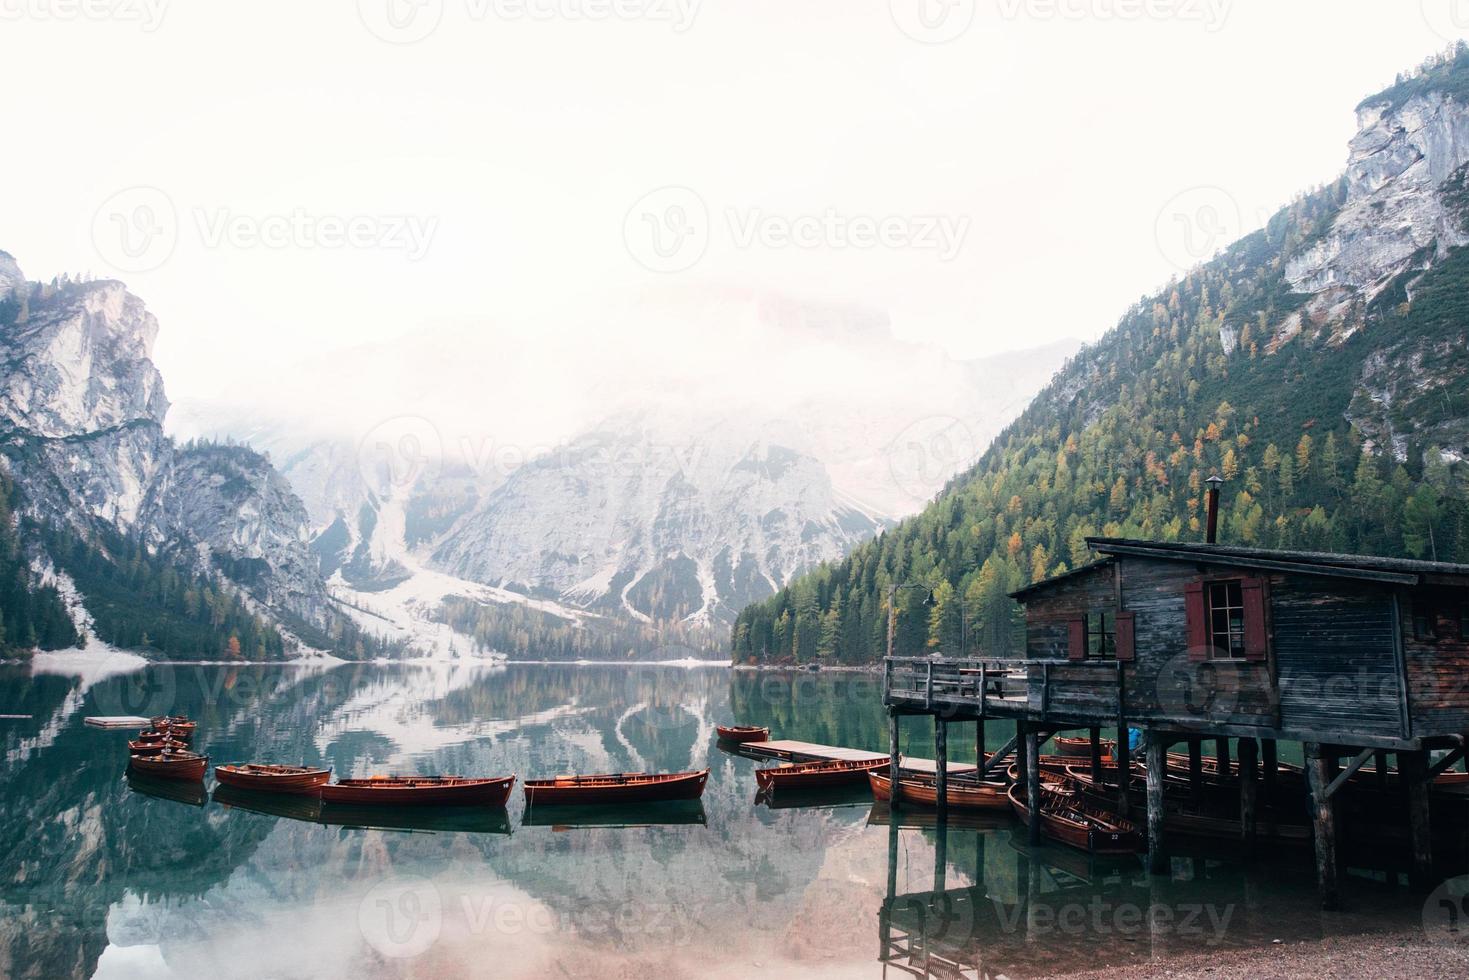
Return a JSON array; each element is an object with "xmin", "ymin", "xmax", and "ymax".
[
  {"xmin": 1014, "ymin": 719, "xmax": 1028, "ymax": 789},
  {"xmin": 976, "ymin": 718, "xmax": 986, "ymax": 772},
  {"xmin": 1145, "ymin": 734, "xmax": 1166, "ymax": 875},
  {"xmin": 888, "ymin": 709, "xmax": 902, "ymax": 812},
  {"xmin": 1238, "ymin": 737, "xmax": 1258, "ymax": 851},
  {"xmin": 1026, "ymin": 726, "xmax": 1042, "ymax": 847},
  {"xmin": 1089, "ymin": 727, "xmax": 1103, "ymax": 783},
  {"xmin": 1304, "ymin": 741, "xmax": 1339, "ymax": 911},
  {"xmin": 934, "ymin": 715, "xmax": 949, "ymax": 818},
  {"xmin": 1402, "ymin": 749, "xmax": 1434, "ymax": 886},
  {"xmin": 1188, "ymin": 738, "xmax": 1204, "ymax": 801},
  {"xmin": 1215, "ymin": 737, "xmax": 1231, "ymax": 778},
  {"xmin": 1261, "ymin": 739, "xmax": 1278, "ymax": 802}
]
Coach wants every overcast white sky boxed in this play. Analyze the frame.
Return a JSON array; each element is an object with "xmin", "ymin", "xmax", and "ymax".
[{"xmin": 2, "ymin": 1, "xmax": 1465, "ymax": 416}]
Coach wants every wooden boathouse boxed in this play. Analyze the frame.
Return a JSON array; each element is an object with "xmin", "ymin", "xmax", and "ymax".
[{"xmin": 882, "ymin": 534, "xmax": 1469, "ymax": 908}]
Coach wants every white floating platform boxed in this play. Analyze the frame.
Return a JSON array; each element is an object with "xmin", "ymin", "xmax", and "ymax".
[
  {"xmin": 85, "ymin": 716, "xmax": 150, "ymax": 729},
  {"xmin": 742, "ymin": 739, "xmax": 977, "ymax": 775}
]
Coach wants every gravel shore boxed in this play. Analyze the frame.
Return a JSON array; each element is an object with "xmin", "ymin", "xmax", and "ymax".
[{"xmin": 1057, "ymin": 931, "xmax": 1469, "ymax": 979}]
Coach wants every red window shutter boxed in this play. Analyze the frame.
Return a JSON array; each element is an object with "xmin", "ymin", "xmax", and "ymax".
[
  {"xmin": 1185, "ymin": 581, "xmax": 1208, "ymax": 661},
  {"xmin": 1068, "ymin": 619, "xmax": 1086, "ymax": 661},
  {"xmin": 1242, "ymin": 577, "xmax": 1269, "ymax": 662},
  {"xmin": 1116, "ymin": 611, "xmax": 1136, "ymax": 662}
]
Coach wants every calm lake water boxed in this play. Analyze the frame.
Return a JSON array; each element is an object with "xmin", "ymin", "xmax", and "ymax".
[{"xmin": 0, "ymin": 661, "xmax": 1435, "ymax": 979}]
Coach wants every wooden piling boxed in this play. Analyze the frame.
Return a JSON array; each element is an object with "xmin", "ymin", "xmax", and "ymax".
[
  {"xmin": 976, "ymin": 718, "xmax": 986, "ymax": 772},
  {"xmin": 1402, "ymin": 749, "xmax": 1434, "ymax": 886},
  {"xmin": 1261, "ymin": 738, "xmax": 1278, "ymax": 802},
  {"xmin": 1238, "ymin": 737, "xmax": 1258, "ymax": 851},
  {"xmin": 1026, "ymin": 726, "xmax": 1042, "ymax": 847},
  {"xmin": 1014, "ymin": 720, "xmax": 1028, "ymax": 790},
  {"xmin": 934, "ymin": 715, "xmax": 949, "ymax": 819},
  {"xmin": 1304, "ymin": 741, "xmax": 1339, "ymax": 911},
  {"xmin": 1188, "ymin": 738, "xmax": 1203, "ymax": 801},
  {"xmin": 1089, "ymin": 727, "xmax": 1102, "ymax": 783},
  {"xmin": 1215, "ymin": 737, "xmax": 1231, "ymax": 778},
  {"xmin": 1374, "ymin": 750, "xmax": 1390, "ymax": 792},
  {"xmin": 1145, "ymin": 734, "xmax": 1166, "ymax": 875},
  {"xmin": 888, "ymin": 709, "xmax": 902, "ymax": 812}
]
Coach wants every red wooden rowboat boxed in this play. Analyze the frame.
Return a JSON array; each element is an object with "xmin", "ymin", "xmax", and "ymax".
[
  {"xmin": 320, "ymin": 775, "xmax": 515, "ymax": 807},
  {"xmin": 129, "ymin": 749, "xmax": 209, "ymax": 782},
  {"xmin": 151, "ymin": 715, "xmax": 194, "ymax": 730},
  {"xmin": 1051, "ymin": 735, "xmax": 1115, "ymax": 762},
  {"xmin": 133, "ymin": 730, "xmax": 177, "ymax": 744},
  {"xmin": 756, "ymin": 758, "xmax": 889, "ymax": 792},
  {"xmin": 716, "ymin": 725, "xmax": 769, "ymax": 744},
  {"xmin": 215, "ymin": 764, "xmax": 332, "ymax": 795},
  {"xmin": 523, "ymin": 770, "xmax": 709, "ymax": 805},
  {"xmin": 868, "ymin": 769, "xmax": 1012, "ymax": 811},
  {"xmin": 128, "ymin": 738, "xmax": 189, "ymax": 756},
  {"xmin": 1007, "ymin": 782, "xmax": 1143, "ymax": 855}
]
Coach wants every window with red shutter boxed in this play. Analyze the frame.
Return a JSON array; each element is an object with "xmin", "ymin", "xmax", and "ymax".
[
  {"xmin": 1241, "ymin": 577, "xmax": 1269, "ymax": 661},
  {"xmin": 1185, "ymin": 581, "xmax": 1208, "ymax": 661},
  {"xmin": 1068, "ymin": 618, "xmax": 1086, "ymax": 661},
  {"xmin": 1115, "ymin": 611, "xmax": 1136, "ymax": 662}
]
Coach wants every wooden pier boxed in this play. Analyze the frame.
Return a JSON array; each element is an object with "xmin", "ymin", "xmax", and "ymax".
[
  {"xmin": 740, "ymin": 739, "xmax": 976, "ymax": 776},
  {"xmin": 883, "ymin": 536, "xmax": 1469, "ymax": 909}
]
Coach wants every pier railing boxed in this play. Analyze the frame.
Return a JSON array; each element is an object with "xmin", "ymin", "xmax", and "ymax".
[{"xmin": 883, "ymin": 656, "xmax": 1125, "ymax": 723}]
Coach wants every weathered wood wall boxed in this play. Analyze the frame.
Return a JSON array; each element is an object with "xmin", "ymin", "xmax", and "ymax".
[{"xmin": 1402, "ymin": 586, "xmax": 1469, "ymax": 735}]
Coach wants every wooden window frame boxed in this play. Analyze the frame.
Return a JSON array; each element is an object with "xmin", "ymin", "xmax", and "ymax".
[{"xmin": 1187, "ymin": 573, "xmax": 1269, "ymax": 663}]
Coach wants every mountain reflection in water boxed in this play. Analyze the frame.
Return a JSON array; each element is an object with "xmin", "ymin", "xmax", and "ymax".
[{"xmin": 0, "ymin": 662, "xmax": 1435, "ymax": 979}]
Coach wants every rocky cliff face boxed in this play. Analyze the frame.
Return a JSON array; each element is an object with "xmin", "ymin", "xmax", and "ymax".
[
  {"xmin": 0, "ymin": 256, "xmax": 333, "ymax": 648},
  {"xmin": 1286, "ymin": 87, "xmax": 1469, "ymax": 328},
  {"xmin": 431, "ymin": 414, "xmax": 886, "ymax": 625}
]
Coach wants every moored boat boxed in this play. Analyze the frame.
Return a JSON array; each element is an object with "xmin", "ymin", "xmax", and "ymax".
[
  {"xmin": 523, "ymin": 770, "xmax": 709, "ymax": 805},
  {"xmin": 215, "ymin": 764, "xmax": 332, "ymax": 795},
  {"xmin": 133, "ymin": 729, "xmax": 176, "ymax": 744},
  {"xmin": 320, "ymin": 775, "xmax": 516, "ymax": 807},
  {"xmin": 128, "ymin": 738, "xmax": 189, "ymax": 756},
  {"xmin": 127, "ymin": 771, "xmax": 208, "ymax": 807},
  {"xmin": 716, "ymin": 725, "xmax": 769, "ymax": 744},
  {"xmin": 755, "ymin": 757, "xmax": 890, "ymax": 793},
  {"xmin": 1050, "ymin": 735, "xmax": 1115, "ymax": 761},
  {"xmin": 129, "ymin": 749, "xmax": 209, "ymax": 782},
  {"xmin": 1007, "ymin": 782, "xmax": 1144, "ymax": 855},
  {"xmin": 868, "ymin": 769, "xmax": 1012, "ymax": 811}
]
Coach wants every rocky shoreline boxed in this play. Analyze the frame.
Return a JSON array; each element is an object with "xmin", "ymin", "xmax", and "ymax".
[{"xmin": 1058, "ymin": 931, "xmax": 1469, "ymax": 979}]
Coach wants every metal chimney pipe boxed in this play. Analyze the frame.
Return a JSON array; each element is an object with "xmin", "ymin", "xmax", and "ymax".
[{"xmin": 1205, "ymin": 474, "xmax": 1224, "ymax": 544}]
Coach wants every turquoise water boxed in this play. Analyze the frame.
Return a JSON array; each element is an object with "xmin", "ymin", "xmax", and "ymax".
[{"xmin": 0, "ymin": 662, "xmax": 1433, "ymax": 978}]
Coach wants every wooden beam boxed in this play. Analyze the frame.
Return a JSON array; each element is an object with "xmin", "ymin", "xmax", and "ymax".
[
  {"xmin": 1305, "ymin": 742, "xmax": 1340, "ymax": 911},
  {"xmin": 1146, "ymin": 735, "xmax": 1166, "ymax": 875},
  {"xmin": 1428, "ymin": 745, "xmax": 1466, "ymax": 781},
  {"xmin": 981, "ymin": 734, "xmax": 1018, "ymax": 779},
  {"xmin": 976, "ymin": 718, "xmax": 986, "ymax": 772},
  {"xmin": 1322, "ymin": 748, "xmax": 1375, "ymax": 801},
  {"xmin": 1238, "ymin": 737, "xmax": 1258, "ymax": 851},
  {"xmin": 934, "ymin": 716, "xmax": 949, "ymax": 819},
  {"xmin": 1262, "ymin": 738, "xmax": 1277, "ymax": 802},
  {"xmin": 1089, "ymin": 727, "xmax": 1103, "ymax": 784},
  {"xmin": 1116, "ymin": 662, "xmax": 1130, "ymax": 818},
  {"xmin": 1402, "ymin": 749, "xmax": 1434, "ymax": 887},
  {"xmin": 1026, "ymin": 726, "xmax": 1042, "ymax": 847},
  {"xmin": 888, "ymin": 709, "xmax": 902, "ymax": 813},
  {"xmin": 1014, "ymin": 720, "xmax": 1028, "ymax": 789},
  {"xmin": 1215, "ymin": 738, "xmax": 1231, "ymax": 779},
  {"xmin": 1189, "ymin": 739, "xmax": 1203, "ymax": 801}
]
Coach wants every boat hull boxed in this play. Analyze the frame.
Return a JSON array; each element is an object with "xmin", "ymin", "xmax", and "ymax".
[
  {"xmin": 716, "ymin": 726, "xmax": 769, "ymax": 744},
  {"xmin": 1007, "ymin": 783, "xmax": 1143, "ymax": 855},
  {"xmin": 129, "ymin": 752, "xmax": 209, "ymax": 782},
  {"xmin": 215, "ymin": 765, "xmax": 332, "ymax": 795},
  {"xmin": 321, "ymin": 776, "xmax": 515, "ymax": 807},
  {"xmin": 756, "ymin": 759, "xmax": 888, "ymax": 792},
  {"xmin": 867, "ymin": 770, "xmax": 1011, "ymax": 811},
  {"xmin": 524, "ymin": 770, "xmax": 708, "ymax": 805}
]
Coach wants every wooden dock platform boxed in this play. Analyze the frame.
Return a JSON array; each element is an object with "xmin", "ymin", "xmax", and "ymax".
[
  {"xmin": 742, "ymin": 739, "xmax": 977, "ymax": 776},
  {"xmin": 84, "ymin": 716, "xmax": 150, "ymax": 729}
]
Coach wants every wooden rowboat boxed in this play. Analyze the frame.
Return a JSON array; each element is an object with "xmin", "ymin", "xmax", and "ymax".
[
  {"xmin": 1050, "ymin": 735, "xmax": 1115, "ymax": 761},
  {"xmin": 151, "ymin": 715, "xmax": 194, "ymax": 730},
  {"xmin": 129, "ymin": 749, "xmax": 209, "ymax": 782},
  {"xmin": 321, "ymin": 775, "xmax": 515, "ymax": 807},
  {"xmin": 128, "ymin": 738, "xmax": 189, "ymax": 756},
  {"xmin": 523, "ymin": 770, "xmax": 709, "ymax": 805},
  {"xmin": 133, "ymin": 730, "xmax": 176, "ymax": 744},
  {"xmin": 215, "ymin": 764, "xmax": 332, "ymax": 795},
  {"xmin": 1007, "ymin": 782, "xmax": 1144, "ymax": 855},
  {"xmin": 868, "ymin": 769, "xmax": 1011, "ymax": 811},
  {"xmin": 716, "ymin": 725, "xmax": 769, "ymax": 744},
  {"xmin": 755, "ymin": 758, "xmax": 890, "ymax": 793}
]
